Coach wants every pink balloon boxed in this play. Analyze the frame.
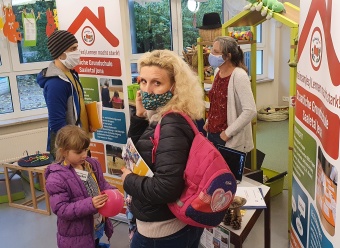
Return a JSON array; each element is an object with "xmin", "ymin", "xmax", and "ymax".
[{"xmin": 98, "ymin": 189, "xmax": 124, "ymax": 217}]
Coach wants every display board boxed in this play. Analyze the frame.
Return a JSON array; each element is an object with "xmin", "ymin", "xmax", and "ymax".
[
  {"xmin": 290, "ymin": 0, "xmax": 340, "ymax": 247},
  {"xmin": 200, "ymin": 227, "xmax": 230, "ymax": 248},
  {"xmin": 56, "ymin": 0, "xmax": 130, "ymax": 221}
]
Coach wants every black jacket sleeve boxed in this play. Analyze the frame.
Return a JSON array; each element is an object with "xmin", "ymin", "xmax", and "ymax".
[
  {"xmin": 124, "ymin": 113, "xmax": 194, "ymax": 205},
  {"xmin": 128, "ymin": 114, "xmax": 149, "ymax": 144}
]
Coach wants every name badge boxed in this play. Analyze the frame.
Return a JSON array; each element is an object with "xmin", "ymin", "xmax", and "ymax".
[{"xmin": 75, "ymin": 169, "xmax": 89, "ymax": 181}]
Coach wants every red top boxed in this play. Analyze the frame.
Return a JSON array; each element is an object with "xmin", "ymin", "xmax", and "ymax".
[
  {"xmin": 112, "ymin": 96, "xmax": 122, "ymax": 103},
  {"xmin": 207, "ymin": 73, "xmax": 230, "ymax": 133}
]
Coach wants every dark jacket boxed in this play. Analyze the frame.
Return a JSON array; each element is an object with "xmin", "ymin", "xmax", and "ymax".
[
  {"xmin": 123, "ymin": 113, "xmax": 195, "ymax": 222},
  {"xmin": 101, "ymin": 87, "xmax": 111, "ymax": 108},
  {"xmin": 45, "ymin": 157, "xmax": 115, "ymax": 248},
  {"xmin": 37, "ymin": 62, "xmax": 83, "ymax": 151}
]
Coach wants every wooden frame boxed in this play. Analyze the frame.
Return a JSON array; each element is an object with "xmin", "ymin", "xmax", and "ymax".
[{"xmin": 1, "ymin": 163, "xmax": 51, "ymax": 215}]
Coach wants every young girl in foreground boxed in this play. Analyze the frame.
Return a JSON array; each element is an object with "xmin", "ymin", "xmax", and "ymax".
[{"xmin": 45, "ymin": 125, "xmax": 115, "ymax": 248}]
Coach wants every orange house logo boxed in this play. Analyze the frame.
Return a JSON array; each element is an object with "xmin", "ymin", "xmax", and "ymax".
[{"xmin": 68, "ymin": 6, "xmax": 119, "ymax": 47}]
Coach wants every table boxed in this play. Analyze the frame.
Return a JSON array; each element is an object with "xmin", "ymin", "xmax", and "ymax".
[
  {"xmin": 223, "ymin": 177, "xmax": 270, "ymax": 248},
  {"xmin": 1, "ymin": 163, "xmax": 51, "ymax": 215},
  {"xmin": 201, "ymin": 177, "xmax": 270, "ymax": 248}
]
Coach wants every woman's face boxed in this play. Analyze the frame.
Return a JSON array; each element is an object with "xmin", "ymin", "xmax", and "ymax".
[
  {"xmin": 211, "ymin": 41, "xmax": 223, "ymax": 56},
  {"xmin": 139, "ymin": 66, "xmax": 173, "ymax": 94}
]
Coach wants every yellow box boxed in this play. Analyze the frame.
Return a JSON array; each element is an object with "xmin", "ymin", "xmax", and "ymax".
[{"xmin": 262, "ymin": 168, "xmax": 286, "ymax": 197}]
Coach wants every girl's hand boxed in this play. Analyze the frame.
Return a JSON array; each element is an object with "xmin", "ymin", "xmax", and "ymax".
[
  {"xmin": 92, "ymin": 194, "xmax": 108, "ymax": 209},
  {"xmin": 121, "ymin": 167, "xmax": 132, "ymax": 183},
  {"xmin": 220, "ymin": 131, "xmax": 229, "ymax": 142},
  {"xmin": 135, "ymin": 90, "xmax": 146, "ymax": 117}
]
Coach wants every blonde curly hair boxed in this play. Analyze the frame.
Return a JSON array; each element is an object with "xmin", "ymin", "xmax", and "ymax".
[{"xmin": 137, "ymin": 50, "xmax": 205, "ymax": 120}]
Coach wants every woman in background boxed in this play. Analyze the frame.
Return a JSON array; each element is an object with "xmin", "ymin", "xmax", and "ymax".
[
  {"xmin": 204, "ymin": 36, "xmax": 257, "ymax": 152},
  {"xmin": 101, "ymin": 80, "xmax": 112, "ymax": 108}
]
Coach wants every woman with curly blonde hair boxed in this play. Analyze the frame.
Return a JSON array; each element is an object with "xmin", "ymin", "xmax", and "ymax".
[{"xmin": 121, "ymin": 49, "xmax": 205, "ymax": 248}]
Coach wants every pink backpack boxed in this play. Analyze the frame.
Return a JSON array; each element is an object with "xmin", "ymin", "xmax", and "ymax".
[{"xmin": 152, "ymin": 112, "xmax": 237, "ymax": 228}]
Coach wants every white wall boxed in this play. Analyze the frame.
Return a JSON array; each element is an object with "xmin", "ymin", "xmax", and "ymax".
[{"xmin": 256, "ymin": 0, "xmax": 300, "ymax": 109}]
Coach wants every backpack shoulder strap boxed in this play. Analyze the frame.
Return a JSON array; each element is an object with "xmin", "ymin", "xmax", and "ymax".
[{"xmin": 151, "ymin": 111, "xmax": 199, "ymax": 163}]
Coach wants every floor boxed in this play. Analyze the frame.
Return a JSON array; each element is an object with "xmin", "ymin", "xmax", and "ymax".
[
  {"xmin": 256, "ymin": 120, "xmax": 289, "ymax": 189},
  {"xmin": 0, "ymin": 177, "xmax": 290, "ymax": 248}
]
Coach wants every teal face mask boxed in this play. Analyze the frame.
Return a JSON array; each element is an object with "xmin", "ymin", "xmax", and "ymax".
[{"xmin": 141, "ymin": 89, "xmax": 173, "ymax": 110}]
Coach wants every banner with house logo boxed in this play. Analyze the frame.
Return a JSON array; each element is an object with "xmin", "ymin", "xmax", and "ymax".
[
  {"xmin": 290, "ymin": 0, "xmax": 340, "ymax": 247},
  {"xmin": 56, "ymin": 0, "xmax": 129, "ymax": 221}
]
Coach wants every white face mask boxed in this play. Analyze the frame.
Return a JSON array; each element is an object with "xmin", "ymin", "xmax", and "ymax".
[{"xmin": 60, "ymin": 50, "xmax": 81, "ymax": 69}]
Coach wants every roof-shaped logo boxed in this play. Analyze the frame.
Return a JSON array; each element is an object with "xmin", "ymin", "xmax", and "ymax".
[
  {"xmin": 298, "ymin": 0, "xmax": 338, "ymax": 85},
  {"xmin": 68, "ymin": 7, "xmax": 119, "ymax": 47}
]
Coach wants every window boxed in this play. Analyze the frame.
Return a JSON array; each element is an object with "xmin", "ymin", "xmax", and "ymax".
[
  {"xmin": 244, "ymin": 50, "xmax": 263, "ymax": 75},
  {"xmin": 224, "ymin": 2, "xmax": 269, "ymax": 81},
  {"xmin": 129, "ymin": 0, "xmax": 172, "ymax": 54},
  {"xmin": 17, "ymin": 74, "xmax": 46, "ymax": 111},
  {"xmin": 128, "ymin": 0, "xmax": 268, "ymax": 80},
  {"xmin": 128, "ymin": 0, "xmax": 223, "ymax": 73},
  {"xmin": 0, "ymin": 1, "xmax": 53, "ymax": 122},
  {"xmin": 181, "ymin": 0, "xmax": 223, "ymax": 49},
  {"xmin": 10, "ymin": 1, "xmax": 55, "ymax": 71},
  {"xmin": 239, "ymin": 24, "xmax": 268, "ymax": 80},
  {"xmin": 0, "ymin": 77, "xmax": 13, "ymax": 114}
]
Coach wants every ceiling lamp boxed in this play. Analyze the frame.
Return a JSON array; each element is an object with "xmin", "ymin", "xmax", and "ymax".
[{"xmin": 188, "ymin": 0, "xmax": 200, "ymax": 13}]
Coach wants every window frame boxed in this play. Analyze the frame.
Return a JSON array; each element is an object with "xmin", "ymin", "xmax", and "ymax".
[
  {"xmin": 237, "ymin": 23, "xmax": 269, "ymax": 81},
  {"xmin": 1, "ymin": 70, "xmax": 48, "ymax": 122},
  {"xmin": 0, "ymin": 42, "xmax": 11, "ymax": 73},
  {"xmin": 8, "ymin": 42, "xmax": 51, "ymax": 72}
]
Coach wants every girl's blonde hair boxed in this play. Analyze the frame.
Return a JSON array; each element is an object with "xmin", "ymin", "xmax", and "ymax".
[
  {"xmin": 138, "ymin": 49, "xmax": 205, "ymax": 120},
  {"xmin": 55, "ymin": 125, "xmax": 90, "ymax": 163}
]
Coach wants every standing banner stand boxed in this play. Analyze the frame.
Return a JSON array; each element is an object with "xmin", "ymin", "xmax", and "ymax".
[
  {"xmin": 56, "ymin": 0, "xmax": 130, "ymax": 222},
  {"xmin": 290, "ymin": 0, "xmax": 340, "ymax": 247}
]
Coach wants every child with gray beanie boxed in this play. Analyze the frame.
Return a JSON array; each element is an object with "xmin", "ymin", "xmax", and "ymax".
[{"xmin": 37, "ymin": 30, "xmax": 92, "ymax": 157}]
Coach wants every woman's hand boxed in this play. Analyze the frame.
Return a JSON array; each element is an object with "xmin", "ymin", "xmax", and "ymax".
[
  {"xmin": 92, "ymin": 194, "xmax": 108, "ymax": 209},
  {"xmin": 135, "ymin": 90, "xmax": 146, "ymax": 117},
  {"xmin": 220, "ymin": 131, "xmax": 229, "ymax": 142},
  {"xmin": 121, "ymin": 167, "xmax": 132, "ymax": 183}
]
